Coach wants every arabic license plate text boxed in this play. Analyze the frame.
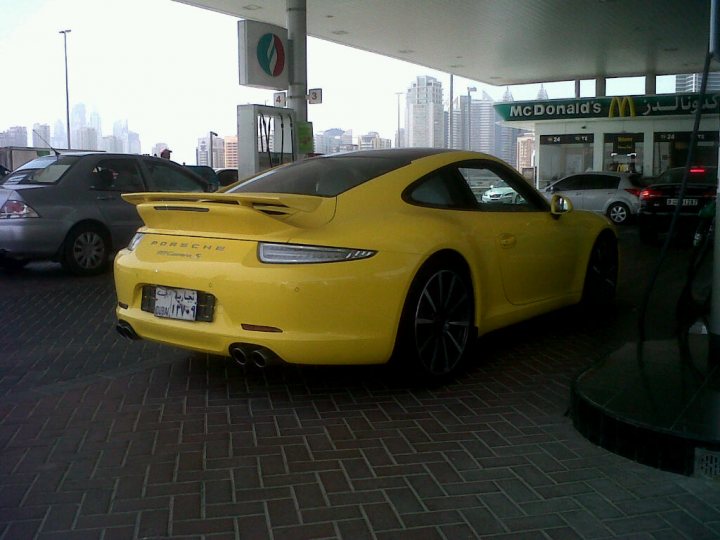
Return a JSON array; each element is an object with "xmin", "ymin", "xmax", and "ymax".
[
  {"xmin": 154, "ymin": 286, "xmax": 198, "ymax": 321},
  {"xmin": 667, "ymin": 198, "xmax": 698, "ymax": 206}
]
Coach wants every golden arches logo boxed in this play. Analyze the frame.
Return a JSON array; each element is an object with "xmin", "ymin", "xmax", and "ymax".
[{"xmin": 608, "ymin": 96, "xmax": 636, "ymax": 117}]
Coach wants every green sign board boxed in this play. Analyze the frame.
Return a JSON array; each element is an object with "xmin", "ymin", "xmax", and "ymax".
[
  {"xmin": 494, "ymin": 93, "xmax": 720, "ymax": 122},
  {"xmin": 296, "ymin": 121, "xmax": 314, "ymax": 154}
]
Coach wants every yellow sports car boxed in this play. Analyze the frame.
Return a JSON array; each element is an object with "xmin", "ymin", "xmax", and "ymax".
[{"xmin": 114, "ymin": 149, "xmax": 617, "ymax": 376}]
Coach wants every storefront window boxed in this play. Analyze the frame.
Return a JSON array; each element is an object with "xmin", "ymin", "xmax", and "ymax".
[
  {"xmin": 538, "ymin": 134, "xmax": 593, "ymax": 187},
  {"xmin": 603, "ymin": 133, "xmax": 644, "ymax": 174},
  {"xmin": 653, "ymin": 132, "xmax": 718, "ymax": 176}
]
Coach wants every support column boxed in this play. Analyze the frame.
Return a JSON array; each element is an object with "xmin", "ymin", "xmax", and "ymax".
[
  {"xmin": 574, "ymin": 80, "xmax": 581, "ymax": 98},
  {"xmin": 286, "ymin": 0, "xmax": 307, "ymax": 123},
  {"xmin": 595, "ymin": 77, "xmax": 606, "ymax": 97},
  {"xmin": 645, "ymin": 73, "xmax": 657, "ymax": 95},
  {"xmin": 449, "ymin": 75, "xmax": 454, "ymax": 148}
]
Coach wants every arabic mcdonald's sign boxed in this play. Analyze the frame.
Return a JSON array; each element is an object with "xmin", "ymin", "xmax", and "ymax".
[
  {"xmin": 608, "ymin": 96, "xmax": 636, "ymax": 118},
  {"xmin": 494, "ymin": 92, "xmax": 720, "ymax": 122}
]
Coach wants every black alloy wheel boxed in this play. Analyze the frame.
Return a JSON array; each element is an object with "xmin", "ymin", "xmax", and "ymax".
[
  {"xmin": 607, "ymin": 202, "xmax": 630, "ymax": 225},
  {"xmin": 62, "ymin": 224, "xmax": 109, "ymax": 276},
  {"xmin": 582, "ymin": 233, "xmax": 618, "ymax": 305},
  {"xmin": 399, "ymin": 264, "xmax": 474, "ymax": 377}
]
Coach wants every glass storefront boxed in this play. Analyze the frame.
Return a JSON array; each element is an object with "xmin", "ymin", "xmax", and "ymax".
[
  {"xmin": 538, "ymin": 134, "xmax": 593, "ymax": 187},
  {"xmin": 652, "ymin": 131, "xmax": 718, "ymax": 176},
  {"xmin": 603, "ymin": 133, "xmax": 644, "ymax": 174}
]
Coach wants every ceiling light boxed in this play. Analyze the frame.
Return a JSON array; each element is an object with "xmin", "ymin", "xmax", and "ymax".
[
  {"xmin": 243, "ymin": 4, "xmax": 262, "ymax": 10},
  {"xmin": 398, "ymin": 49, "xmax": 415, "ymax": 54},
  {"xmin": 332, "ymin": 30, "xmax": 348, "ymax": 35}
]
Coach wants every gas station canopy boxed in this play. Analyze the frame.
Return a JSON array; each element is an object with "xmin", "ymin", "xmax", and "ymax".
[{"xmin": 177, "ymin": 0, "xmax": 712, "ymax": 86}]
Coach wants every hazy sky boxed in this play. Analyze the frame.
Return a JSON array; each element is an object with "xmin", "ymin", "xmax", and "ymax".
[{"xmin": 1, "ymin": 0, "xmax": 674, "ymax": 164}]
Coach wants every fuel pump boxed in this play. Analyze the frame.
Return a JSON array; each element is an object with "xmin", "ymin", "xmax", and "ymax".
[{"xmin": 236, "ymin": 104, "xmax": 297, "ymax": 179}]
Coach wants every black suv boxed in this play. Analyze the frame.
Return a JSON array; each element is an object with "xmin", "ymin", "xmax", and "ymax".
[{"xmin": 638, "ymin": 166, "xmax": 717, "ymax": 244}]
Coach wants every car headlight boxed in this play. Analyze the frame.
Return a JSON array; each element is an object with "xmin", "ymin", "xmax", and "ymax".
[
  {"xmin": 502, "ymin": 192, "xmax": 512, "ymax": 197},
  {"xmin": 127, "ymin": 232, "xmax": 144, "ymax": 251},
  {"xmin": 0, "ymin": 199, "xmax": 39, "ymax": 219},
  {"xmin": 258, "ymin": 242, "xmax": 376, "ymax": 264}
]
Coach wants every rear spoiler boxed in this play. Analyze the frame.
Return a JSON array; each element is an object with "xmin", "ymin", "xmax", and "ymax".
[{"xmin": 122, "ymin": 192, "xmax": 326, "ymax": 214}]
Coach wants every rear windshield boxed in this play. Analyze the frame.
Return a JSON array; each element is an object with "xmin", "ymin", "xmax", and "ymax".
[
  {"xmin": 657, "ymin": 167, "xmax": 718, "ymax": 185},
  {"xmin": 228, "ymin": 155, "xmax": 409, "ymax": 197},
  {"xmin": 1, "ymin": 155, "xmax": 81, "ymax": 186}
]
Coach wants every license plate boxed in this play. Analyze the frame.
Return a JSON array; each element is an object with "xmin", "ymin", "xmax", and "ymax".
[
  {"xmin": 667, "ymin": 198, "xmax": 698, "ymax": 206},
  {"xmin": 154, "ymin": 286, "xmax": 198, "ymax": 321}
]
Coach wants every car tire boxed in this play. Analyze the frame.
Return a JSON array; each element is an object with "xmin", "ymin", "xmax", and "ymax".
[
  {"xmin": 582, "ymin": 232, "xmax": 618, "ymax": 306},
  {"xmin": 61, "ymin": 223, "xmax": 110, "ymax": 276},
  {"xmin": 394, "ymin": 260, "xmax": 475, "ymax": 378},
  {"xmin": 606, "ymin": 202, "xmax": 630, "ymax": 225}
]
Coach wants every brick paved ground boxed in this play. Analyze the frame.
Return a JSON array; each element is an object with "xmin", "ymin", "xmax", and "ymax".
[{"xmin": 1, "ymin": 228, "xmax": 718, "ymax": 539}]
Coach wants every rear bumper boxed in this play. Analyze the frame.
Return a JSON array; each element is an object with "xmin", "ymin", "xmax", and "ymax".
[
  {"xmin": 0, "ymin": 220, "xmax": 67, "ymax": 260},
  {"xmin": 113, "ymin": 241, "xmax": 420, "ymax": 365}
]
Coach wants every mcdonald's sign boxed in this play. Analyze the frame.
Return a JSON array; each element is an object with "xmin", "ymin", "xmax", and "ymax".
[{"xmin": 608, "ymin": 96, "xmax": 636, "ymax": 118}]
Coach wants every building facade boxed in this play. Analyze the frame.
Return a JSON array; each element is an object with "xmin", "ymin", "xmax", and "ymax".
[
  {"xmin": 406, "ymin": 76, "xmax": 444, "ymax": 148},
  {"xmin": 495, "ymin": 92, "xmax": 720, "ymax": 187}
]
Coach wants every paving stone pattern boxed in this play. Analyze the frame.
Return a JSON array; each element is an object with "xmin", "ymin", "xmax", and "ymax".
[{"xmin": 1, "ymin": 231, "xmax": 719, "ymax": 539}]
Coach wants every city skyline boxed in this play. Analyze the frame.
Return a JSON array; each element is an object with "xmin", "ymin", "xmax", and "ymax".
[{"xmin": 1, "ymin": 0, "xmax": 681, "ymax": 166}]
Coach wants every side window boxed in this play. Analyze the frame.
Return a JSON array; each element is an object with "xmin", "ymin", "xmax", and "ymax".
[
  {"xmin": 457, "ymin": 161, "xmax": 545, "ymax": 212},
  {"xmin": 144, "ymin": 162, "xmax": 206, "ymax": 192},
  {"xmin": 406, "ymin": 167, "xmax": 477, "ymax": 209},
  {"xmin": 599, "ymin": 175, "xmax": 620, "ymax": 189},
  {"xmin": 92, "ymin": 159, "xmax": 144, "ymax": 192}
]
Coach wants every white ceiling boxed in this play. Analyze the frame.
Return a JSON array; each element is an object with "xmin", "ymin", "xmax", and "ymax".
[{"xmin": 176, "ymin": 0, "xmax": 712, "ymax": 86}]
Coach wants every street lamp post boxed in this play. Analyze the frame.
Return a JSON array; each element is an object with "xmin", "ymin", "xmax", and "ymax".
[
  {"xmin": 395, "ymin": 92, "xmax": 403, "ymax": 148},
  {"xmin": 467, "ymin": 86, "xmax": 477, "ymax": 151},
  {"xmin": 209, "ymin": 131, "xmax": 218, "ymax": 167},
  {"xmin": 59, "ymin": 29, "xmax": 71, "ymax": 149}
]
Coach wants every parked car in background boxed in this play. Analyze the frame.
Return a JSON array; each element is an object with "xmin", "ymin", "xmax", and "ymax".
[
  {"xmin": 184, "ymin": 165, "xmax": 219, "ymax": 191},
  {"xmin": 638, "ymin": 165, "xmax": 718, "ymax": 244},
  {"xmin": 543, "ymin": 171, "xmax": 643, "ymax": 225},
  {"xmin": 481, "ymin": 179, "xmax": 524, "ymax": 204},
  {"xmin": 215, "ymin": 167, "xmax": 239, "ymax": 187},
  {"xmin": 0, "ymin": 152, "xmax": 211, "ymax": 274}
]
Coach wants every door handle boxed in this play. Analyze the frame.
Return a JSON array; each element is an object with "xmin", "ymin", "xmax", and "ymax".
[{"xmin": 498, "ymin": 233, "xmax": 516, "ymax": 248}]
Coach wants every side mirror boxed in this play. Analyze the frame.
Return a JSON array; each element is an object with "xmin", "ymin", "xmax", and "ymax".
[{"xmin": 550, "ymin": 194, "xmax": 573, "ymax": 217}]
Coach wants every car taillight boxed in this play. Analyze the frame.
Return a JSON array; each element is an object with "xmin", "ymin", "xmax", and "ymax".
[
  {"xmin": 0, "ymin": 199, "xmax": 39, "ymax": 219},
  {"xmin": 625, "ymin": 188, "xmax": 641, "ymax": 197},
  {"xmin": 689, "ymin": 167, "xmax": 706, "ymax": 174},
  {"xmin": 639, "ymin": 188, "xmax": 663, "ymax": 200}
]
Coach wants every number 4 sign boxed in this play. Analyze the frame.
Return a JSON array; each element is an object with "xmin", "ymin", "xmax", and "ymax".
[{"xmin": 273, "ymin": 92, "xmax": 286, "ymax": 107}]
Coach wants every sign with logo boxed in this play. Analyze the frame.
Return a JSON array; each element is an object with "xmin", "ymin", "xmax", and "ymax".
[
  {"xmin": 238, "ymin": 20, "xmax": 289, "ymax": 90},
  {"xmin": 604, "ymin": 133, "xmax": 643, "ymax": 154},
  {"xmin": 495, "ymin": 93, "xmax": 720, "ymax": 122}
]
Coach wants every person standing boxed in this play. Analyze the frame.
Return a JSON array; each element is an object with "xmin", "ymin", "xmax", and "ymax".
[{"xmin": 160, "ymin": 148, "xmax": 172, "ymax": 159}]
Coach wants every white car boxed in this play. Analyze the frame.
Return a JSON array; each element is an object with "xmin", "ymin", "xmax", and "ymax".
[
  {"xmin": 481, "ymin": 180, "xmax": 524, "ymax": 204},
  {"xmin": 543, "ymin": 172, "xmax": 643, "ymax": 225}
]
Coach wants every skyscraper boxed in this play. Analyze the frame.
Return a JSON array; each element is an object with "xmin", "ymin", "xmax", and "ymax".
[
  {"xmin": 405, "ymin": 76, "xmax": 444, "ymax": 148},
  {"xmin": 32, "ymin": 123, "xmax": 51, "ymax": 147},
  {"xmin": 224, "ymin": 135, "xmax": 238, "ymax": 168},
  {"xmin": 675, "ymin": 73, "xmax": 720, "ymax": 92}
]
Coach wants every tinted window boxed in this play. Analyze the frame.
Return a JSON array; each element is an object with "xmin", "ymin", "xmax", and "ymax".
[
  {"xmin": 229, "ymin": 155, "xmax": 408, "ymax": 197},
  {"xmin": 92, "ymin": 159, "xmax": 144, "ymax": 192},
  {"xmin": 407, "ymin": 168, "xmax": 476, "ymax": 209},
  {"xmin": 144, "ymin": 161, "xmax": 207, "ymax": 192},
  {"xmin": 657, "ymin": 167, "xmax": 718, "ymax": 185}
]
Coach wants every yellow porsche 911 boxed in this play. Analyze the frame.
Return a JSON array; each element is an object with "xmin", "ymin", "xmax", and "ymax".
[{"xmin": 114, "ymin": 149, "xmax": 617, "ymax": 377}]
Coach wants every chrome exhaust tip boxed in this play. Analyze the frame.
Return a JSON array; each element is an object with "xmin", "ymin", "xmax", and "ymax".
[
  {"xmin": 229, "ymin": 344, "xmax": 249, "ymax": 367},
  {"xmin": 116, "ymin": 320, "xmax": 140, "ymax": 341},
  {"xmin": 251, "ymin": 348, "xmax": 272, "ymax": 368}
]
